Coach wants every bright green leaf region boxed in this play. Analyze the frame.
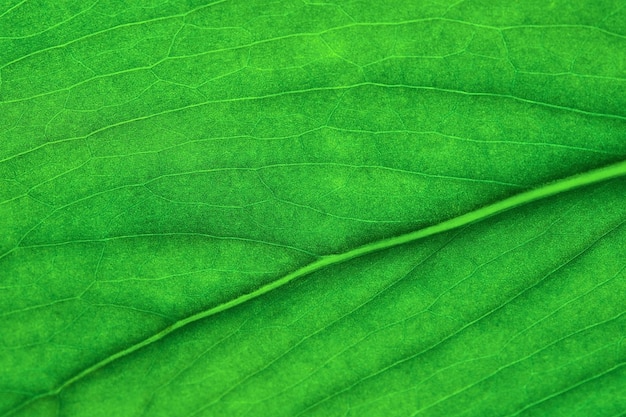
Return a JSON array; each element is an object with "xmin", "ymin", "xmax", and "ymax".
[{"xmin": 2, "ymin": 0, "xmax": 626, "ymax": 416}]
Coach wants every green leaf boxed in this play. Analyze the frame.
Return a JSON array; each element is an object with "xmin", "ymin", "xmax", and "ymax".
[{"xmin": 1, "ymin": 1, "xmax": 625, "ymax": 416}]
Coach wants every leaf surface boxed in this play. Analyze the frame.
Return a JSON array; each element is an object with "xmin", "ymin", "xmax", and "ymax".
[{"xmin": 1, "ymin": 1, "xmax": 626, "ymax": 416}]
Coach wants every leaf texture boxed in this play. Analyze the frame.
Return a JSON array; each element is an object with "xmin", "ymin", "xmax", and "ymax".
[{"xmin": 1, "ymin": 1, "xmax": 625, "ymax": 416}]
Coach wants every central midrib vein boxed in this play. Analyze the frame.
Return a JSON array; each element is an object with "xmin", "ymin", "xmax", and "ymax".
[{"xmin": 5, "ymin": 158, "xmax": 626, "ymax": 417}]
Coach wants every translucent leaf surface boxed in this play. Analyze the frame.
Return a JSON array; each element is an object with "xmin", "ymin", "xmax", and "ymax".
[{"xmin": 1, "ymin": 1, "xmax": 625, "ymax": 416}]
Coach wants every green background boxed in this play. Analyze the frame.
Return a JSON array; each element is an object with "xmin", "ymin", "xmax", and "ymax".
[{"xmin": 1, "ymin": 0, "xmax": 625, "ymax": 416}]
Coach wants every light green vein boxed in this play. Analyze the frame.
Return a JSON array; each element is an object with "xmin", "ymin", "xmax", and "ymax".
[
  {"xmin": 0, "ymin": 0, "xmax": 28, "ymax": 20},
  {"xmin": 4, "ymin": 158, "xmax": 626, "ymax": 417}
]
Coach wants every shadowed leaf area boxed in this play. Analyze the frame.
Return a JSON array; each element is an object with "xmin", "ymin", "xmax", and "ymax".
[{"xmin": 1, "ymin": 0, "xmax": 626, "ymax": 416}]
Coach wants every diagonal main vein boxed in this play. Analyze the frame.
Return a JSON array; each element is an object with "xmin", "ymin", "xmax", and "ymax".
[{"xmin": 4, "ymin": 158, "xmax": 626, "ymax": 417}]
